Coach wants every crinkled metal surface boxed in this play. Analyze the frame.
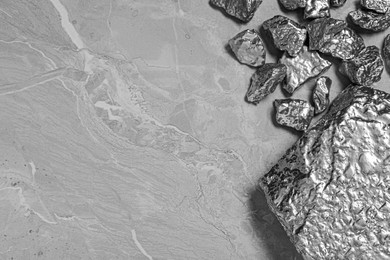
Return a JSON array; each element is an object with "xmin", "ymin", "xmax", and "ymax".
[
  {"xmin": 361, "ymin": 0, "xmax": 389, "ymax": 14},
  {"xmin": 279, "ymin": 46, "xmax": 332, "ymax": 94},
  {"xmin": 304, "ymin": 0, "xmax": 331, "ymax": 19},
  {"xmin": 307, "ymin": 18, "xmax": 347, "ymax": 50},
  {"xmin": 330, "ymin": 0, "xmax": 347, "ymax": 7},
  {"xmin": 340, "ymin": 46, "xmax": 384, "ymax": 86},
  {"xmin": 320, "ymin": 28, "xmax": 365, "ymax": 60},
  {"xmin": 263, "ymin": 15, "xmax": 307, "ymax": 57},
  {"xmin": 349, "ymin": 9, "xmax": 390, "ymax": 32},
  {"xmin": 383, "ymin": 34, "xmax": 390, "ymax": 71},
  {"xmin": 260, "ymin": 85, "xmax": 390, "ymax": 260},
  {"xmin": 306, "ymin": 18, "xmax": 365, "ymax": 60},
  {"xmin": 246, "ymin": 63, "xmax": 287, "ymax": 104},
  {"xmin": 210, "ymin": 0, "xmax": 263, "ymax": 22},
  {"xmin": 228, "ymin": 29, "xmax": 266, "ymax": 67},
  {"xmin": 278, "ymin": 0, "xmax": 306, "ymax": 10},
  {"xmin": 274, "ymin": 99, "xmax": 314, "ymax": 131},
  {"xmin": 312, "ymin": 76, "xmax": 331, "ymax": 114}
]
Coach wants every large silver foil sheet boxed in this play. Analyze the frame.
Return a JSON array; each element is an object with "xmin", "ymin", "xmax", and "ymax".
[{"xmin": 260, "ymin": 85, "xmax": 390, "ymax": 259}]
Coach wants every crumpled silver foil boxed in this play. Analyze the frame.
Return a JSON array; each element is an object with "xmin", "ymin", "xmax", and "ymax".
[
  {"xmin": 312, "ymin": 76, "xmax": 331, "ymax": 115},
  {"xmin": 330, "ymin": 0, "xmax": 347, "ymax": 7},
  {"xmin": 304, "ymin": 0, "xmax": 330, "ymax": 19},
  {"xmin": 274, "ymin": 99, "xmax": 314, "ymax": 131},
  {"xmin": 383, "ymin": 34, "xmax": 390, "ymax": 71},
  {"xmin": 263, "ymin": 15, "xmax": 307, "ymax": 57},
  {"xmin": 279, "ymin": 0, "xmax": 306, "ymax": 10},
  {"xmin": 260, "ymin": 85, "xmax": 390, "ymax": 260},
  {"xmin": 348, "ymin": 9, "xmax": 390, "ymax": 32},
  {"xmin": 228, "ymin": 29, "xmax": 266, "ymax": 67},
  {"xmin": 340, "ymin": 46, "xmax": 384, "ymax": 86},
  {"xmin": 210, "ymin": 0, "xmax": 263, "ymax": 22},
  {"xmin": 361, "ymin": 0, "xmax": 389, "ymax": 14},
  {"xmin": 246, "ymin": 63, "xmax": 287, "ymax": 104},
  {"xmin": 280, "ymin": 46, "xmax": 332, "ymax": 94}
]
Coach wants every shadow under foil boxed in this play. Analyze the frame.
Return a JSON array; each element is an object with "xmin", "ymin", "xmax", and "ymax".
[{"xmin": 248, "ymin": 187, "xmax": 304, "ymax": 260}]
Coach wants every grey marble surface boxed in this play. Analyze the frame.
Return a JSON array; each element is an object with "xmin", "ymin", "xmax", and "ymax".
[{"xmin": 0, "ymin": 0, "xmax": 389, "ymax": 259}]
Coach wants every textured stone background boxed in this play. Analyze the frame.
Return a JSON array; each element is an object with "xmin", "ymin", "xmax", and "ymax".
[{"xmin": 0, "ymin": 0, "xmax": 389, "ymax": 259}]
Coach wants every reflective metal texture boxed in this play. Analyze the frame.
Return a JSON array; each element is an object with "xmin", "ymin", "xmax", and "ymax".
[
  {"xmin": 261, "ymin": 85, "xmax": 390, "ymax": 260},
  {"xmin": 210, "ymin": 0, "xmax": 263, "ymax": 22},
  {"xmin": 278, "ymin": 0, "xmax": 306, "ymax": 10},
  {"xmin": 279, "ymin": 46, "xmax": 332, "ymax": 94},
  {"xmin": 348, "ymin": 9, "xmax": 390, "ymax": 32},
  {"xmin": 307, "ymin": 18, "xmax": 365, "ymax": 60},
  {"xmin": 263, "ymin": 15, "xmax": 307, "ymax": 57},
  {"xmin": 340, "ymin": 46, "xmax": 384, "ymax": 86},
  {"xmin": 330, "ymin": 0, "xmax": 347, "ymax": 7},
  {"xmin": 307, "ymin": 18, "xmax": 347, "ymax": 50},
  {"xmin": 383, "ymin": 34, "xmax": 390, "ymax": 71},
  {"xmin": 361, "ymin": 0, "xmax": 389, "ymax": 14},
  {"xmin": 312, "ymin": 76, "xmax": 331, "ymax": 114},
  {"xmin": 228, "ymin": 29, "xmax": 266, "ymax": 67},
  {"xmin": 246, "ymin": 63, "xmax": 287, "ymax": 104},
  {"xmin": 274, "ymin": 99, "xmax": 314, "ymax": 131},
  {"xmin": 304, "ymin": 0, "xmax": 331, "ymax": 19}
]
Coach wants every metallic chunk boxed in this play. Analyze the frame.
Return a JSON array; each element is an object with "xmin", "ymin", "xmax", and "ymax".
[
  {"xmin": 312, "ymin": 76, "xmax": 331, "ymax": 114},
  {"xmin": 306, "ymin": 18, "xmax": 347, "ymax": 50},
  {"xmin": 279, "ymin": 46, "xmax": 332, "ymax": 94},
  {"xmin": 228, "ymin": 29, "xmax": 266, "ymax": 67},
  {"xmin": 263, "ymin": 15, "xmax": 307, "ymax": 57},
  {"xmin": 278, "ymin": 0, "xmax": 306, "ymax": 10},
  {"xmin": 361, "ymin": 0, "xmax": 389, "ymax": 14},
  {"xmin": 210, "ymin": 0, "xmax": 263, "ymax": 22},
  {"xmin": 348, "ymin": 9, "xmax": 390, "ymax": 32},
  {"xmin": 304, "ymin": 0, "xmax": 331, "ymax": 19},
  {"xmin": 307, "ymin": 18, "xmax": 365, "ymax": 60},
  {"xmin": 274, "ymin": 99, "xmax": 314, "ymax": 131},
  {"xmin": 383, "ymin": 34, "xmax": 390, "ymax": 71},
  {"xmin": 246, "ymin": 63, "xmax": 287, "ymax": 104},
  {"xmin": 330, "ymin": 0, "xmax": 347, "ymax": 7},
  {"xmin": 261, "ymin": 85, "xmax": 390, "ymax": 260},
  {"xmin": 319, "ymin": 28, "xmax": 365, "ymax": 60},
  {"xmin": 340, "ymin": 46, "xmax": 384, "ymax": 86}
]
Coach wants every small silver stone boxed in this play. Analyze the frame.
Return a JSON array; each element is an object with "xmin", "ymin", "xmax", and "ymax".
[
  {"xmin": 361, "ymin": 0, "xmax": 389, "ymax": 14},
  {"xmin": 278, "ymin": 0, "xmax": 306, "ymax": 10},
  {"xmin": 279, "ymin": 46, "xmax": 332, "ymax": 94},
  {"xmin": 274, "ymin": 99, "xmax": 314, "ymax": 131},
  {"xmin": 263, "ymin": 15, "xmax": 307, "ymax": 57},
  {"xmin": 228, "ymin": 29, "xmax": 266, "ymax": 67},
  {"xmin": 304, "ymin": 0, "xmax": 331, "ymax": 19},
  {"xmin": 312, "ymin": 76, "xmax": 332, "ymax": 114},
  {"xmin": 349, "ymin": 9, "xmax": 390, "ymax": 32},
  {"xmin": 340, "ymin": 46, "xmax": 384, "ymax": 86},
  {"xmin": 246, "ymin": 63, "xmax": 287, "ymax": 104},
  {"xmin": 383, "ymin": 34, "xmax": 390, "ymax": 71},
  {"xmin": 210, "ymin": 0, "xmax": 263, "ymax": 22}
]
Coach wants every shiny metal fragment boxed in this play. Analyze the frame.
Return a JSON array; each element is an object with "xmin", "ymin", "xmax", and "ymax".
[
  {"xmin": 228, "ymin": 29, "xmax": 266, "ymax": 67},
  {"xmin": 246, "ymin": 64, "xmax": 287, "ymax": 104},
  {"xmin": 307, "ymin": 18, "xmax": 347, "ymax": 50},
  {"xmin": 361, "ymin": 0, "xmax": 389, "ymax": 14},
  {"xmin": 279, "ymin": 46, "xmax": 332, "ymax": 94},
  {"xmin": 340, "ymin": 46, "xmax": 384, "ymax": 86},
  {"xmin": 210, "ymin": 0, "xmax": 263, "ymax": 22},
  {"xmin": 312, "ymin": 76, "xmax": 331, "ymax": 114},
  {"xmin": 330, "ymin": 0, "xmax": 346, "ymax": 7},
  {"xmin": 348, "ymin": 9, "xmax": 390, "ymax": 32},
  {"xmin": 261, "ymin": 85, "xmax": 390, "ymax": 260},
  {"xmin": 278, "ymin": 0, "xmax": 306, "ymax": 10},
  {"xmin": 383, "ymin": 34, "xmax": 390, "ymax": 71},
  {"xmin": 307, "ymin": 18, "xmax": 365, "ymax": 59},
  {"xmin": 274, "ymin": 99, "xmax": 314, "ymax": 131},
  {"xmin": 263, "ymin": 15, "xmax": 307, "ymax": 57},
  {"xmin": 319, "ymin": 28, "xmax": 365, "ymax": 60},
  {"xmin": 304, "ymin": 0, "xmax": 330, "ymax": 19}
]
